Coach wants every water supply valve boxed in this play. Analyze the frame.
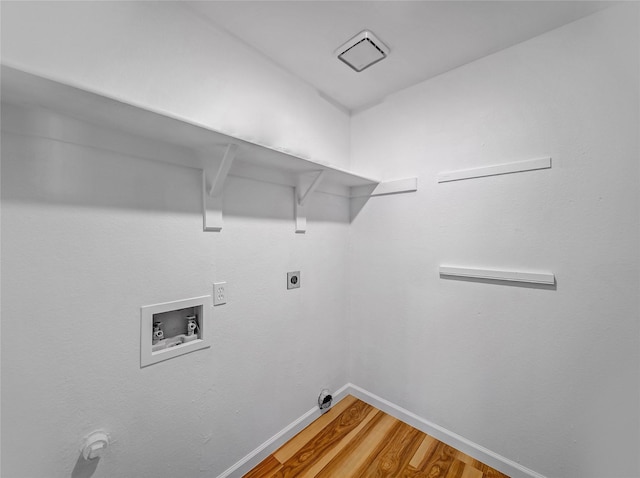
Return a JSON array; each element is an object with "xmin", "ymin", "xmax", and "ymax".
[
  {"xmin": 186, "ymin": 316, "xmax": 197, "ymax": 336},
  {"xmin": 152, "ymin": 321, "xmax": 164, "ymax": 343}
]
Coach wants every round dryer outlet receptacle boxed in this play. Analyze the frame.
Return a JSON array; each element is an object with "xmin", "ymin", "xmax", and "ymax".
[{"xmin": 318, "ymin": 389, "xmax": 332, "ymax": 412}]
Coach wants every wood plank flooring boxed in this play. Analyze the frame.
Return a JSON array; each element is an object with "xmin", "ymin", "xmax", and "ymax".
[{"xmin": 244, "ymin": 395, "xmax": 510, "ymax": 478}]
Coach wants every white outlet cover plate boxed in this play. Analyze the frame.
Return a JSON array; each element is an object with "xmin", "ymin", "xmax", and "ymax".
[
  {"xmin": 213, "ymin": 282, "xmax": 227, "ymax": 306},
  {"xmin": 287, "ymin": 271, "xmax": 301, "ymax": 289}
]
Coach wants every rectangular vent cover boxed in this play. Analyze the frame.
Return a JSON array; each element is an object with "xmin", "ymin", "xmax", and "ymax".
[{"xmin": 336, "ymin": 30, "xmax": 389, "ymax": 72}]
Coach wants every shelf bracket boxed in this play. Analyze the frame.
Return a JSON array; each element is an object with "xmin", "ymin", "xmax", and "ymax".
[
  {"xmin": 295, "ymin": 170, "xmax": 326, "ymax": 233},
  {"xmin": 202, "ymin": 143, "xmax": 238, "ymax": 232}
]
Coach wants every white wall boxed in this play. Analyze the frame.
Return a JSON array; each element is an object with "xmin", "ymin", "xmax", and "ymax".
[
  {"xmin": 0, "ymin": 0, "xmax": 350, "ymax": 169},
  {"xmin": 1, "ymin": 126, "xmax": 351, "ymax": 478},
  {"xmin": 349, "ymin": 5, "xmax": 639, "ymax": 478},
  {"xmin": 1, "ymin": 1, "xmax": 351, "ymax": 477},
  {"xmin": 3, "ymin": 2, "xmax": 639, "ymax": 478}
]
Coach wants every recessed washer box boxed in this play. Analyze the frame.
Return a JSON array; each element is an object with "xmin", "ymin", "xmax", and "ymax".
[{"xmin": 140, "ymin": 295, "xmax": 211, "ymax": 367}]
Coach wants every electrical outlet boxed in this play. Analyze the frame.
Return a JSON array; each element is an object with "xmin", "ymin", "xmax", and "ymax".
[
  {"xmin": 213, "ymin": 282, "xmax": 227, "ymax": 306},
  {"xmin": 287, "ymin": 271, "xmax": 300, "ymax": 290}
]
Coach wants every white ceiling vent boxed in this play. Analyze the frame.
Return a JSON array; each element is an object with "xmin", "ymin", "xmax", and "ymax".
[{"xmin": 336, "ymin": 30, "xmax": 389, "ymax": 72}]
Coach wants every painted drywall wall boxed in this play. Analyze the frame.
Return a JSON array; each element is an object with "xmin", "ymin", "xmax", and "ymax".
[
  {"xmin": 3, "ymin": 2, "xmax": 638, "ymax": 478},
  {"xmin": 0, "ymin": 0, "xmax": 350, "ymax": 169},
  {"xmin": 0, "ymin": 1, "xmax": 353, "ymax": 474},
  {"xmin": 348, "ymin": 5, "xmax": 639, "ymax": 478},
  {"xmin": 1, "ymin": 119, "xmax": 351, "ymax": 477}
]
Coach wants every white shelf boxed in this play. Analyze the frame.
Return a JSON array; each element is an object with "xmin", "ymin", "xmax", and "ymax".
[
  {"xmin": 351, "ymin": 177, "xmax": 418, "ymax": 198},
  {"xmin": 437, "ymin": 157, "xmax": 551, "ymax": 183},
  {"xmin": 1, "ymin": 65, "xmax": 412, "ymax": 232},
  {"xmin": 439, "ymin": 266, "xmax": 555, "ymax": 285}
]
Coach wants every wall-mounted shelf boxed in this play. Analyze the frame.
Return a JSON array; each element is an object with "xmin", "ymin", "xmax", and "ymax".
[
  {"xmin": 1, "ymin": 65, "xmax": 416, "ymax": 232},
  {"xmin": 350, "ymin": 177, "xmax": 418, "ymax": 198},
  {"xmin": 437, "ymin": 157, "xmax": 551, "ymax": 183},
  {"xmin": 439, "ymin": 266, "xmax": 555, "ymax": 285}
]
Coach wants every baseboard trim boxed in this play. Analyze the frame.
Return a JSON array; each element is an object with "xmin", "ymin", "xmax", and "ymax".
[
  {"xmin": 216, "ymin": 382, "xmax": 546, "ymax": 478},
  {"xmin": 346, "ymin": 383, "xmax": 546, "ymax": 478},
  {"xmin": 214, "ymin": 383, "xmax": 351, "ymax": 478}
]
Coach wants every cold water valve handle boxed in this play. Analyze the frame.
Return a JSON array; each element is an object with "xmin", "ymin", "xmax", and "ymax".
[{"xmin": 81, "ymin": 431, "xmax": 110, "ymax": 460}]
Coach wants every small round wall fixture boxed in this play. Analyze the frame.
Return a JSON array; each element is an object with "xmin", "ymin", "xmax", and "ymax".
[
  {"xmin": 81, "ymin": 430, "xmax": 110, "ymax": 461},
  {"xmin": 318, "ymin": 389, "xmax": 333, "ymax": 412}
]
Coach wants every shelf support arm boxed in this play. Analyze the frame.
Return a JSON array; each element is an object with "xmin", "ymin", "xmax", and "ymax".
[
  {"xmin": 202, "ymin": 144, "xmax": 238, "ymax": 232},
  {"xmin": 295, "ymin": 170, "xmax": 326, "ymax": 233}
]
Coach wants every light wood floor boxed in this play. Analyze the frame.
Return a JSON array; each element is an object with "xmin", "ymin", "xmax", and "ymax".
[{"xmin": 244, "ymin": 395, "xmax": 509, "ymax": 478}]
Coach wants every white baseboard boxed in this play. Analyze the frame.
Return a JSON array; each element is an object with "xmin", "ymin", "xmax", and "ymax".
[
  {"xmin": 214, "ymin": 383, "xmax": 351, "ymax": 478},
  {"xmin": 215, "ymin": 382, "xmax": 546, "ymax": 478},
  {"xmin": 346, "ymin": 383, "xmax": 546, "ymax": 478}
]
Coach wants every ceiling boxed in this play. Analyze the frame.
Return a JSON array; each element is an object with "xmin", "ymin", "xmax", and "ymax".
[{"xmin": 186, "ymin": 1, "xmax": 612, "ymax": 113}]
